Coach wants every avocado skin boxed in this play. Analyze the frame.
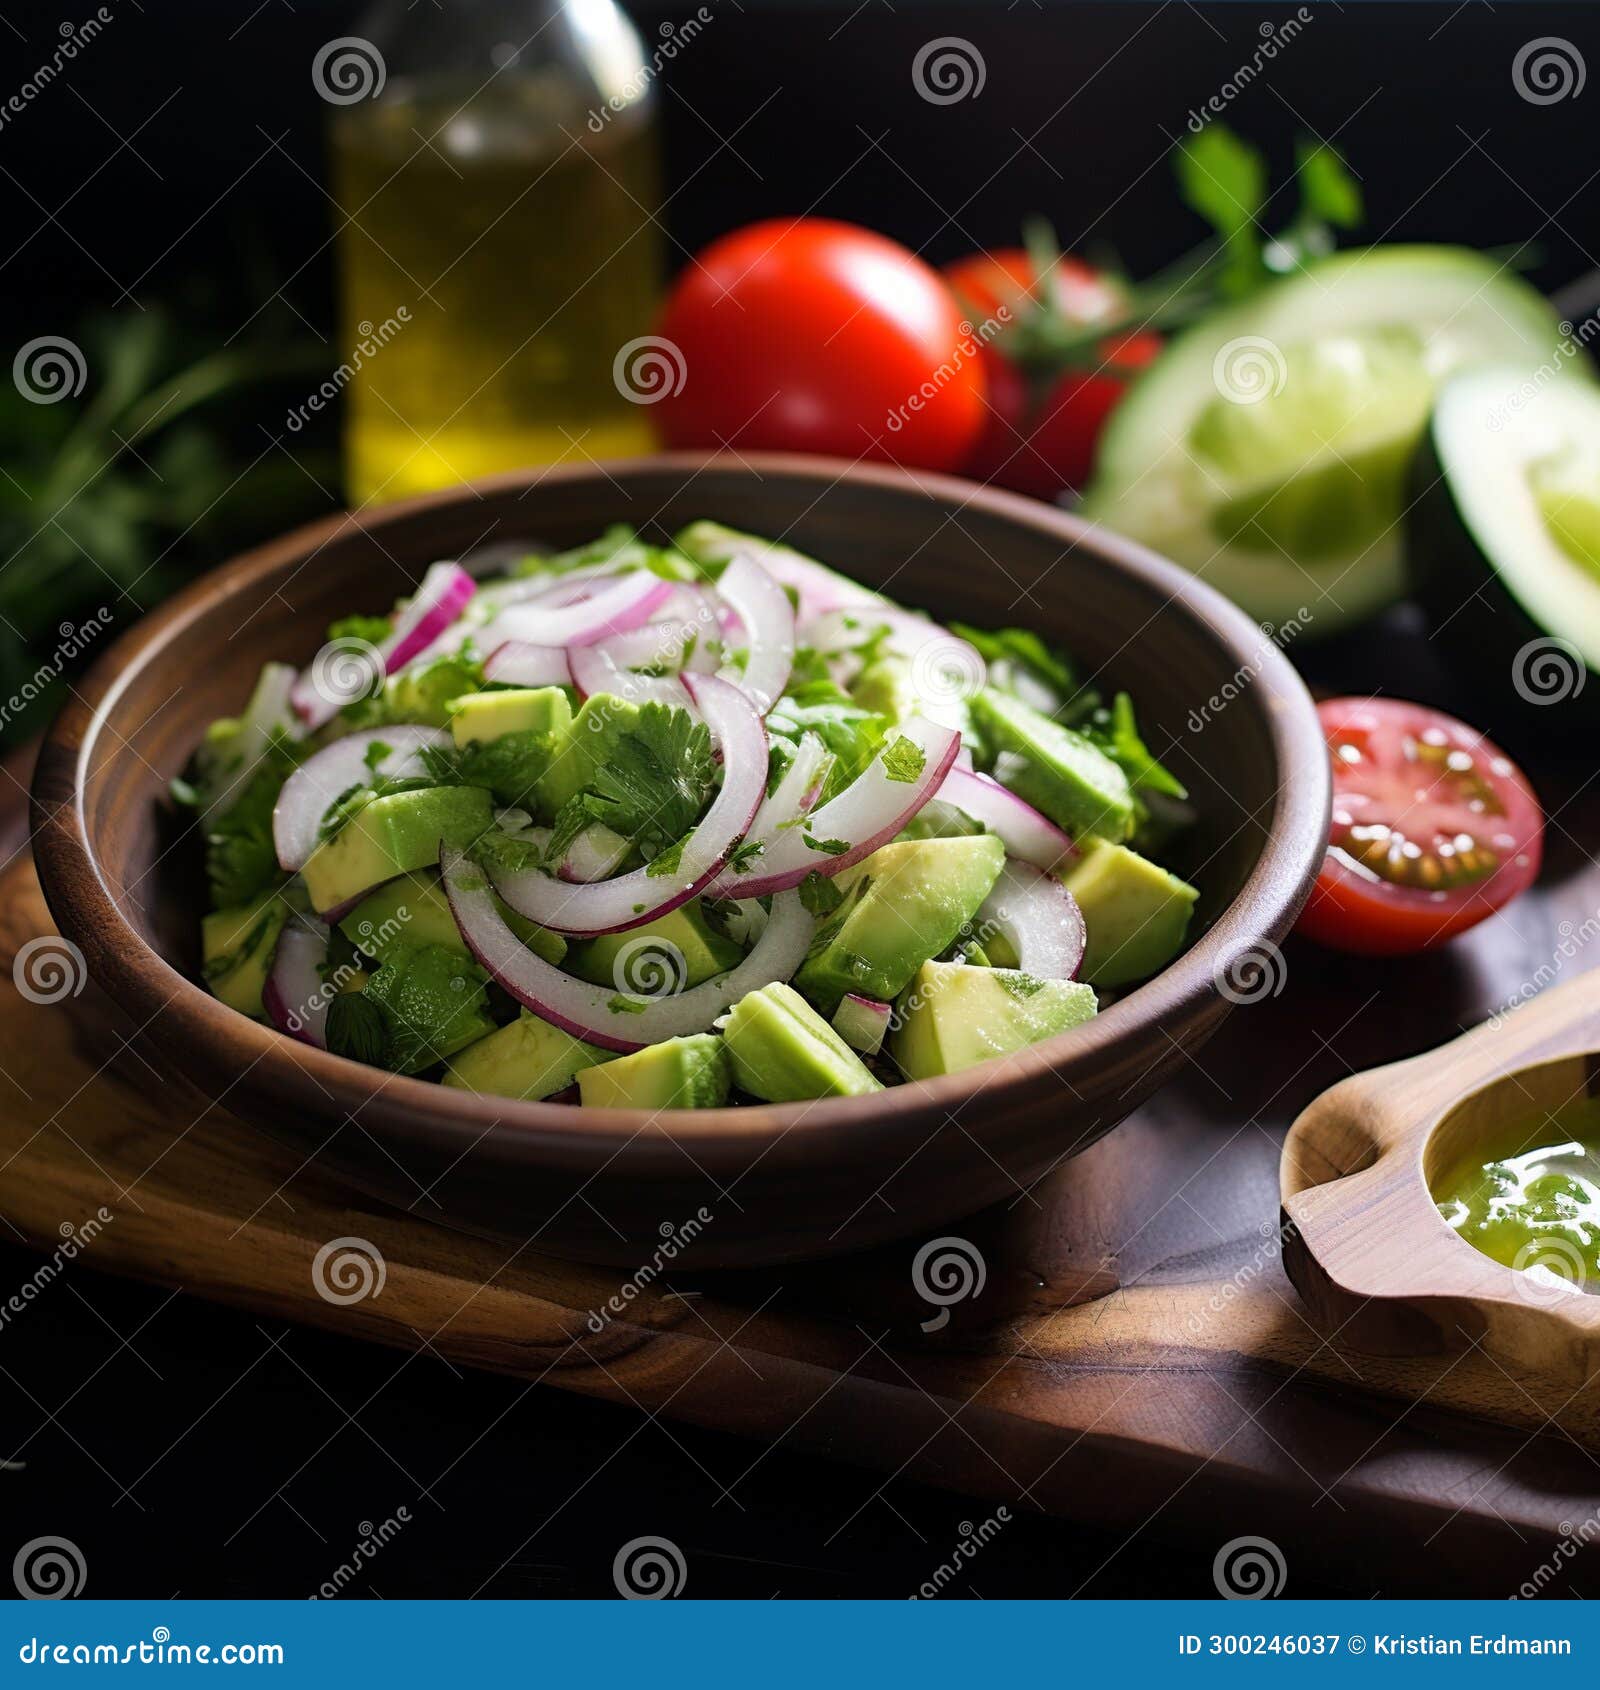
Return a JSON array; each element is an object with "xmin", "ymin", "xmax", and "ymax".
[{"xmin": 1406, "ymin": 428, "xmax": 1600, "ymax": 744}]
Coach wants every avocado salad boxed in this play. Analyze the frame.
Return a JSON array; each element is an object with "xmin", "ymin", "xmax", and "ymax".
[{"xmin": 182, "ymin": 522, "xmax": 1201, "ymax": 1109}]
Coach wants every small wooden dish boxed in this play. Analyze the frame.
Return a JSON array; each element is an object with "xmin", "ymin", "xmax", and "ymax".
[
  {"xmin": 33, "ymin": 453, "xmax": 1330, "ymax": 1267},
  {"xmin": 1282, "ymin": 968, "xmax": 1600, "ymax": 1389}
]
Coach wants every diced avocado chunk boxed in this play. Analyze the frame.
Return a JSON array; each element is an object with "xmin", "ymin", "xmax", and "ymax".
[
  {"xmin": 794, "ymin": 835, "xmax": 1004, "ymax": 1015},
  {"xmin": 832, "ymin": 993, "xmax": 890, "ymax": 1057},
  {"xmin": 970, "ymin": 687, "xmax": 1134, "ymax": 842},
  {"xmin": 201, "ymin": 893, "xmax": 290, "ymax": 1018},
  {"xmin": 850, "ymin": 656, "xmax": 919, "ymax": 724},
  {"xmin": 339, "ymin": 870, "xmax": 565, "ymax": 967},
  {"xmin": 1060, "ymin": 839, "xmax": 1198, "ymax": 988},
  {"xmin": 564, "ymin": 901, "xmax": 743, "ymax": 992},
  {"xmin": 356, "ymin": 942, "xmax": 498, "ymax": 1073},
  {"xmin": 300, "ymin": 785, "xmax": 493, "ymax": 913},
  {"xmin": 723, "ymin": 982, "xmax": 883, "ymax": 1102},
  {"xmin": 577, "ymin": 1034, "xmax": 731, "ymax": 1110},
  {"xmin": 889, "ymin": 961, "xmax": 1097, "ymax": 1081},
  {"xmin": 536, "ymin": 691, "xmax": 642, "ymax": 814},
  {"xmin": 450, "ymin": 687, "xmax": 571, "ymax": 750},
  {"xmin": 444, "ymin": 1012, "xmax": 609, "ymax": 1101}
]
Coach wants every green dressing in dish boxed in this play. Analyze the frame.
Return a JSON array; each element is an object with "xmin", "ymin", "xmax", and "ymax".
[{"xmin": 1435, "ymin": 1098, "xmax": 1600, "ymax": 1286}]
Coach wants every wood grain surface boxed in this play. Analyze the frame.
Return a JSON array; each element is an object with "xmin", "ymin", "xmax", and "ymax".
[{"xmin": 7, "ymin": 796, "xmax": 1600, "ymax": 1594}]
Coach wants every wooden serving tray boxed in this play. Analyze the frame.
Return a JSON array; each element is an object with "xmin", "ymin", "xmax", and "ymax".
[{"xmin": 7, "ymin": 797, "xmax": 1600, "ymax": 1595}]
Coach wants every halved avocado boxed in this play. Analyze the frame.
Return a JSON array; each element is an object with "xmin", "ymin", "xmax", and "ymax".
[{"xmin": 1408, "ymin": 364, "xmax": 1600, "ymax": 728}]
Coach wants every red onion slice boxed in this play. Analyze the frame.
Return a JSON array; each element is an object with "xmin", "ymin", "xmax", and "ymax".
[
  {"xmin": 833, "ymin": 993, "xmax": 891, "ymax": 1057},
  {"xmin": 488, "ymin": 571, "xmax": 674, "ymax": 651},
  {"xmin": 707, "ymin": 715, "xmax": 959, "ymax": 899},
  {"xmin": 714, "ymin": 553, "xmax": 794, "ymax": 713},
  {"xmin": 938, "ymin": 765, "xmax": 1078, "ymax": 873},
  {"xmin": 261, "ymin": 914, "xmax": 336, "ymax": 1047},
  {"xmin": 487, "ymin": 673, "xmax": 766, "ymax": 936},
  {"xmin": 291, "ymin": 562, "xmax": 476, "ymax": 730},
  {"xmin": 483, "ymin": 642, "xmax": 573, "ymax": 689},
  {"xmin": 707, "ymin": 732, "xmax": 830, "ymax": 896},
  {"xmin": 442, "ymin": 849, "xmax": 813, "ymax": 1054},
  {"xmin": 568, "ymin": 644, "xmax": 694, "ymax": 710},
  {"xmin": 976, "ymin": 859, "xmax": 1086, "ymax": 981},
  {"xmin": 272, "ymin": 725, "xmax": 453, "ymax": 873},
  {"xmin": 201, "ymin": 661, "xmax": 300, "ymax": 826}
]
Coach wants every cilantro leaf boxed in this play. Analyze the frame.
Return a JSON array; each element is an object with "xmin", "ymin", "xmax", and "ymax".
[
  {"xmin": 205, "ymin": 761, "xmax": 289, "ymax": 909},
  {"xmin": 452, "ymin": 728, "xmax": 557, "ymax": 809},
  {"xmin": 950, "ymin": 623, "xmax": 1076, "ymax": 697},
  {"xmin": 1084, "ymin": 691, "xmax": 1187, "ymax": 800},
  {"xmin": 1175, "ymin": 125, "xmax": 1269, "ymax": 299},
  {"xmin": 879, "ymin": 735, "xmax": 926, "ymax": 784},
  {"xmin": 645, "ymin": 837, "xmax": 686, "ymax": 880},
  {"xmin": 328, "ymin": 613, "xmax": 392, "ymax": 647},
  {"xmin": 726, "ymin": 838, "xmax": 764, "ymax": 873},
  {"xmin": 797, "ymin": 871, "xmax": 844, "ymax": 918},
  {"xmin": 325, "ymin": 991, "xmax": 390, "ymax": 1066},
  {"xmin": 581, "ymin": 702, "xmax": 715, "ymax": 855},
  {"xmin": 803, "ymin": 836, "xmax": 850, "ymax": 856}
]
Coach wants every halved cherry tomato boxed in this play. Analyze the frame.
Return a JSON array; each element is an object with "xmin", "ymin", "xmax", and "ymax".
[
  {"xmin": 942, "ymin": 247, "xmax": 1160, "ymax": 496},
  {"xmin": 1295, "ymin": 697, "xmax": 1543, "ymax": 956},
  {"xmin": 653, "ymin": 219, "xmax": 985, "ymax": 473}
]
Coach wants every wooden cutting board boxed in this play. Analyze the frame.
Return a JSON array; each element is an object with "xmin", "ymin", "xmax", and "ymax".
[{"xmin": 8, "ymin": 770, "xmax": 1600, "ymax": 1596}]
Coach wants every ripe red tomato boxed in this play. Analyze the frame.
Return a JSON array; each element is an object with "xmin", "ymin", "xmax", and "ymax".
[
  {"xmin": 941, "ymin": 248, "xmax": 1160, "ymax": 496},
  {"xmin": 1295, "ymin": 698, "xmax": 1544, "ymax": 956},
  {"xmin": 652, "ymin": 219, "xmax": 985, "ymax": 473}
]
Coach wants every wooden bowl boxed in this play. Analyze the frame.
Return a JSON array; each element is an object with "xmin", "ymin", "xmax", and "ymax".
[
  {"xmin": 1282, "ymin": 967, "xmax": 1600, "ymax": 1390},
  {"xmin": 32, "ymin": 454, "xmax": 1329, "ymax": 1267}
]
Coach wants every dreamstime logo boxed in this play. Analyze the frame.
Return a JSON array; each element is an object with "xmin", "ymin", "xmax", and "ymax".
[
  {"xmin": 909, "ymin": 634, "xmax": 987, "ymax": 706},
  {"xmin": 313, "ymin": 36, "xmax": 386, "ymax": 104},
  {"xmin": 912, "ymin": 37, "xmax": 985, "ymax": 104},
  {"xmin": 1512, "ymin": 636, "xmax": 1587, "ymax": 706},
  {"xmin": 1213, "ymin": 1535, "xmax": 1287, "ymax": 1599},
  {"xmin": 613, "ymin": 336, "xmax": 687, "ymax": 405},
  {"xmin": 585, "ymin": 1208, "xmax": 713, "ymax": 1332},
  {"xmin": 13, "ymin": 1536, "xmax": 87, "ymax": 1599},
  {"xmin": 611, "ymin": 937, "xmax": 688, "ymax": 1002},
  {"xmin": 1185, "ymin": 9, "xmax": 1314, "ymax": 132},
  {"xmin": 1513, "ymin": 37, "xmax": 1585, "ymax": 104},
  {"xmin": 1509, "ymin": 1236, "xmax": 1587, "ymax": 1305},
  {"xmin": 311, "ymin": 1237, "xmax": 386, "ymax": 1306},
  {"xmin": 13, "ymin": 936, "xmax": 87, "ymax": 1006},
  {"xmin": 1213, "ymin": 939, "xmax": 1288, "ymax": 1006},
  {"xmin": 612, "ymin": 1535, "xmax": 687, "ymax": 1599},
  {"xmin": 308, "ymin": 636, "xmax": 385, "ymax": 709},
  {"xmin": 587, "ymin": 7, "xmax": 713, "ymax": 132},
  {"xmin": 285, "ymin": 308, "xmax": 410, "ymax": 433},
  {"xmin": 912, "ymin": 1236, "xmax": 986, "ymax": 1333},
  {"xmin": 13, "ymin": 336, "xmax": 86, "ymax": 404},
  {"xmin": 1212, "ymin": 336, "xmax": 1287, "ymax": 406},
  {"xmin": 310, "ymin": 1508, "xmax": 412, "ymax": 1599}
]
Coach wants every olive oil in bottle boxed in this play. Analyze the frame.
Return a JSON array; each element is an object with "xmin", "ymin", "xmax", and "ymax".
[{"xmin": 330, "ymin": 2, "xmax": 662, "ymax": 504}]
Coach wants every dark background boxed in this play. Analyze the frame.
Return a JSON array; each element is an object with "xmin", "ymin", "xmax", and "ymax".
[{"xmin": 4, "ymin": 0, "xmax": 1598, "ymax": 1600}]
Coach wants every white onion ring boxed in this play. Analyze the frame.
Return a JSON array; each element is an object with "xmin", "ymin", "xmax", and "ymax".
[
  {"xmin": 442, "ymin": 849, "xmax": 814, "ymax": 1054},
  {"xmin": 706, "ymin": 715, "xmax": 959, "ymax": 899},
  {"xmin": 262, "ymin": 915, "xmax": 334, "ymax": 1047},
  {"xmin": 272, "ymin": 725, "xmax": 452, "ymax": 873},
  {"xmin": 975, "ymin": 859, "xmax": 1086, "ymax": 980},
  {"xmin": 938, "ymin": 764, "xmax": 1077, "ymax": 873},
  {"xmin": 483, "ymin": 642, "xmax": 573, "ymax": 689},
  {"xmin": 714, "ymin": 553, "xmax": 794, "ymax": 713}
]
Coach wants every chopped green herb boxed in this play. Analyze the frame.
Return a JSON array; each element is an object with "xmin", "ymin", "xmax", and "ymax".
[
  {"xmin": 607, "ymin": 994, "xmax": 648, "ymax": 1015},
  {"xmin": 797, "ymin": 871, "xmax": 844, "ymax": 918},
  {"xmin": 645, "ymin": 837, "xmax": 686, "ymax": 880},
  {"xmin": 803, "ymin": 836, "xmax": 850, "ymax": 856},
  {"xmin": 879, "ymin": 735, "xmax": 926, "ymax": 784},
  {"xmin": 726, "ymin": 838, "xmax": 764, "ymax": 873},
  {"xmin": 325, "ymin": 991, "xmax": 389, "ymax": 1066}
]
